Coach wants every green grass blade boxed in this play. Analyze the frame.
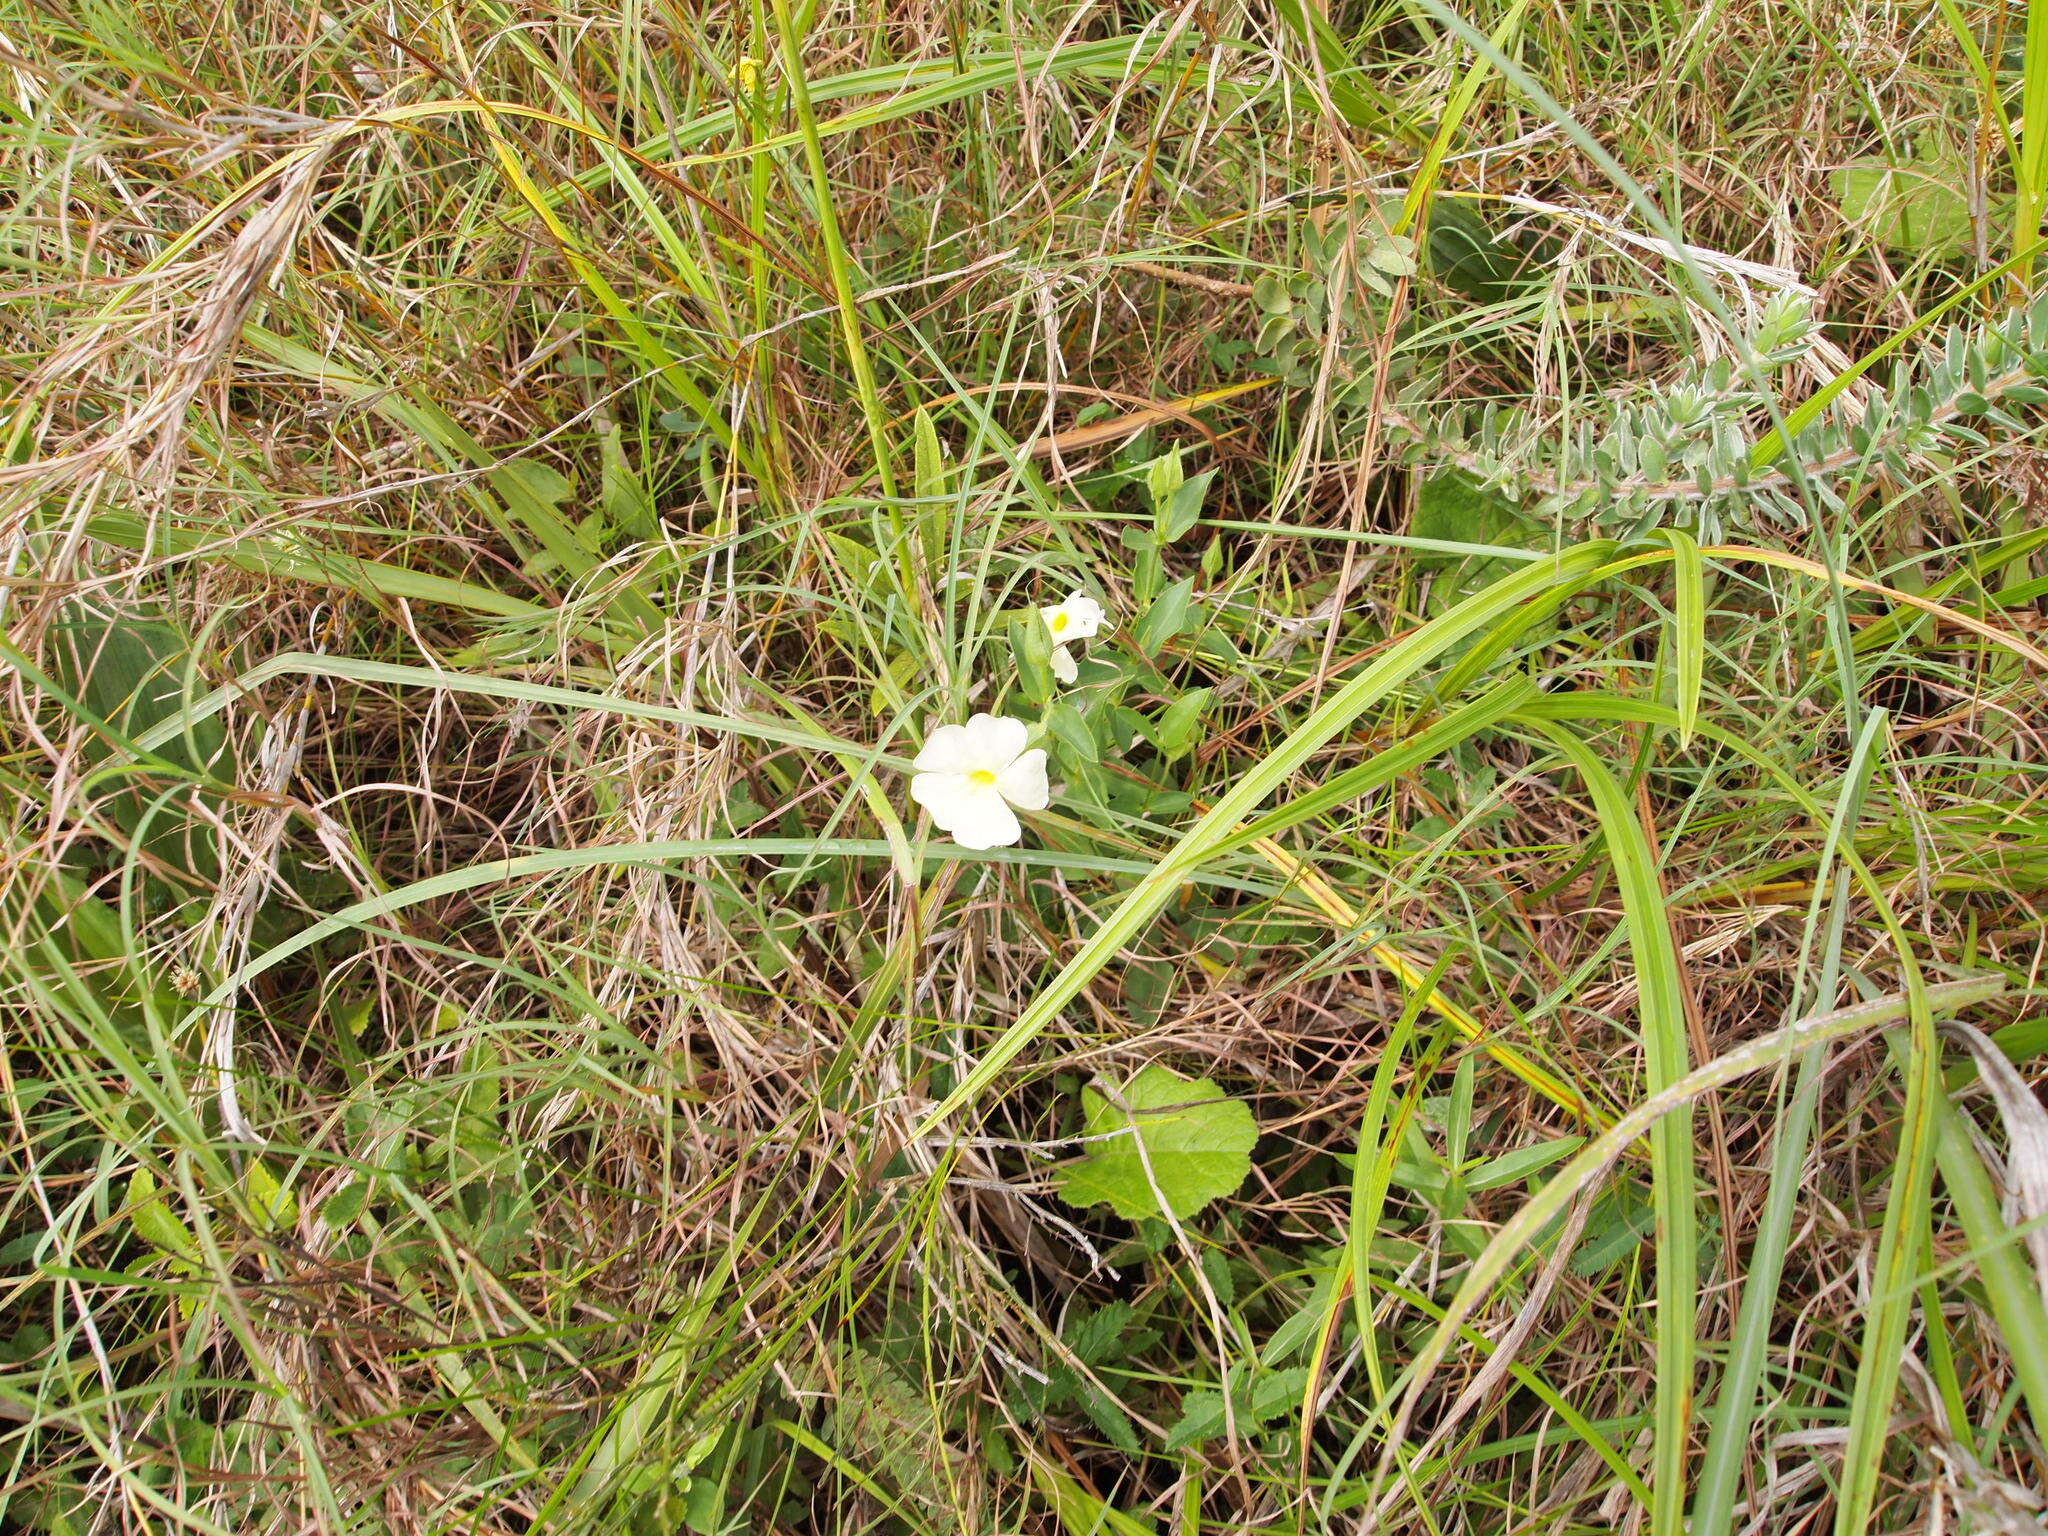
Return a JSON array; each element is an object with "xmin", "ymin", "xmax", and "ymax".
[
  {"xmin": 768, "ymin": 0, "xmax": 899, "ymax": 503},
  {"xmin": 1690, "ymin": 708, "xmax": 1889, "ymax": 1536},
  {"xmin": 1657, "ymin": 527, "xmax": 1704, "ymax": 746},
  {"xmin": 1833, "ymin": 800, "xmax": 1941, "ymax": 1531},
  {"xmin": 128, "ymin": 653, "xmax": 884, "ymax": 762},
  {"xmin": 1533, "ymin": 723, "xmax": 1694, "ymax": 1536},
  {"xmin": 2018, "ymin": 0, "xmax": 2048, "ymax": 284},
  {"xmin": 1217, "ymin": 674, "xmax": 1537, "ymax": 853},
  {"xmin": 1930, "ymin": 1092, "xmax": 2048, "ymax": 1439},
  {"xmin": 1394, "ymin": 0, "xmax": 1534, "ymax": 235},
  {"xmin": 191, "ymin": 837, "xmax": 1287, "ymax": 1026}
]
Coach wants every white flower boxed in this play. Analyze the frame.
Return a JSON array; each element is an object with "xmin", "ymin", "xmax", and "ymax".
[
  {"xmin": 1050, "ymin": 645, "xmax": 1078, "ymax": 685},
  {"xmin": 1040, "ymin": 591, "xmax": 1107, "ymax": 643},
  {"xmin": 909, "ymin": 713, "xmax": 1050, "ymax": 850}
]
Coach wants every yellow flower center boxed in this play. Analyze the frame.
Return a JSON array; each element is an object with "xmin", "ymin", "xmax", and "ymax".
[
  {"xmin": 1050, "ymin": 612, "xmax": 1069, "ymax": 633},
  {"xmin": 968, "ymin": 768, "xmax": 998, "ymax": 787}
]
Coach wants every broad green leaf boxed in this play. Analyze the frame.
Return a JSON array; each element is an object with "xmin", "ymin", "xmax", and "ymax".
[
  {"xmin": 320, "ymin": 1177, "xmax": 370, "ymax": 1228},
  {"xmin": 823, "ymin": 532, "xmax": 880, "ymax": 582},
  {"xmin": 1424, "ymin": 198, "xmax": 1530, "ymax": 304},
  {"xmin": 912, "ymin": 407, "xmax": 948, "ymax": 500},
  {"xmin": 1148, "ymin": 688, "xmax": 1213, "ymax": 760},
  {"xmin": 1157, "ymin": 469, "xmax": 1213, "ymax": 544},
  {"xmin": 1132, "ymin": 576, "xmax": 1196, "ymax": 654},
  {"xmin": 599, "ymin": 427, "xmax": 657, "ymax": 539},
  {"xmin": 1122, "ymin": 958, "xmax": 1176, "ymax": 1031},
  {"xmin": 1835, "ymin": 159, "xmax": 1978, "ymax": 254},
  {"xmin": 51, "ymin": 608, "xmax": 229, "ymax": 776},
  {"xmin": 454, "ymin": 1038, "xmax": 505, "ymax": 1167},
  {"xmin": 1056, "ymin": 1064, "xmax": 1256, "ymax": 1223},
  {"xmin": 1412, "ymin": 472, "xmax": 1536, "ymax": 593},
  {"xmin": 49, "ymin": 605, "xmax": 233, "ymax": 883},
  {"xmin": 1044, "ymin": 702, "xmax": 1098, "ymax": 766},
  {"xmin": 1009, "ymin": 615, "xmax": 1055, "ymax": 705}
]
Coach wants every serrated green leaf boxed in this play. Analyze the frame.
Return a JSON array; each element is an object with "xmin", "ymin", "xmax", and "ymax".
[
  {"xmin": 320, "ymin": 1177, "xmax": 371, "ymax": 1228},
  {"xmin": 1064, "ymin": 1301, "xmax": 1135, "ymax": 1364},
  {"xmin": 1055, "ymin": 1064, "xmax": 1256, "ymax": 1223},
  {"xmin": 1163, "ymin": 1366, "xmax": 1309, "ymax": 1450},
  {"xmin": 1073, "ymin": 1379, "xmax": 1142, "ymax": 1455},
  {"xmin": 1249, "ymin": 1366, "xmax": 1310, "ymax": 1420},
  {"xmin": 125, "ymin": 1170, "xmax": 194, "ymax": 1257},
  {"xmin": 245, "ymin": 1159, "xmax": 296, "ymax": 1233},
  {"xmin": 1162, "ymin": 1388, "xmax": 1227, "ymax": 1451}
]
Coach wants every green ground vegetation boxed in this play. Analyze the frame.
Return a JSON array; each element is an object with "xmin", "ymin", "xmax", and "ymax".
[{"xmin": 4, "ymin": 2, "xmax": 2048, "ymax": 1532}]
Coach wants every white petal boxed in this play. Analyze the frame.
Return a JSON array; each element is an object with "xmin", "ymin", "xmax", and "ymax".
[
  {"xmin": 913, "ymin": 722, "xmax": 975, "ymax": 773},
  {"xmin": 995, "ymin": 747, "xmax": 1050, "ymax": 811},
  {"xmin": 910, "ymin": 769, "xmax": 976, "ymax": 822},
  {"xmin": 960, "ymin": 712, "xmax": 1028, "ymax": 769},
  {"xmin": 1050, "ymin": 644, "xmax": 1078, "ymax": 684},
  {"xmin": 1040, "ymin": 591, "xmax": 1108, "ymax": 642},
  {"xmin": 1061, "ymin": 592, "xmax": 1107, "ymax": 639},
  {"xmin": 943, "ymin": 785, "xmax": 1023, "ymax": 849},
  {"xmin": 912, "ymin": 772, "xmax": 1026, "ymax": 847}
]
